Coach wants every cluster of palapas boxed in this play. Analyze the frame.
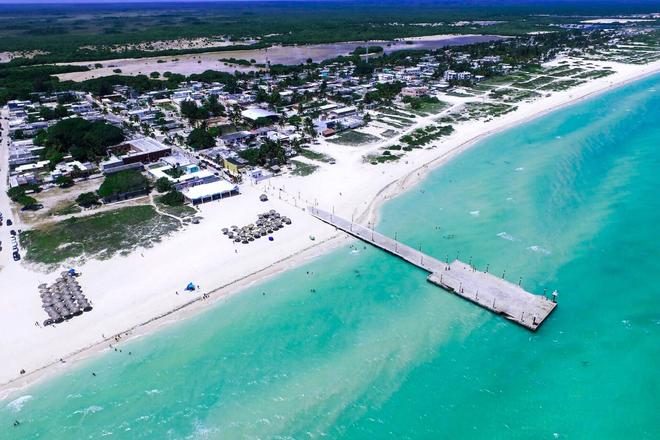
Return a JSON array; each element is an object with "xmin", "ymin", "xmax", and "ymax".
[{"xmin": 222, "ymin": 210, "xmax": 292, "ymax": 244}]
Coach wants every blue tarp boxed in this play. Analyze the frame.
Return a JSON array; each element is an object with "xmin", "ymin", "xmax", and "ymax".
[{"xmin": 186, "ymin": 282, "xmax": 196, "ymax": 291}]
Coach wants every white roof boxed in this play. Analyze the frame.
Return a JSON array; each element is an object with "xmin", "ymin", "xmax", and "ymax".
[
  {"xmin": 128, "ymin": 137, "xmax": 170, "ymax": 153},
  {"xmin": 182, "ymin": 180, "xmax": 238, "ymax": 200},
  {"xmin": 241, "ymin": 108, "xmax": 278, "ymax": 121}
]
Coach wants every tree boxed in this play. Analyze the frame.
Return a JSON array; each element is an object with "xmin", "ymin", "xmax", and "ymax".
[
  {"xmin": 155, "ymin": 176, "xmax": 173, "ymax": 193},
  {"xmin": 55, "ymin": 175, "xmax": 74, "ymax": 188},
  {"xmin": 187, "ymin": 127, "xmax": 215, "ymax": 150},
  {"xmin": 39, "ymin": 105, "xmax": 68, "ymax": 121},
  {"xmin": 203, "ymin": 94, "xmax": 225, "ymax": 117},
  {"xmin": 76, "ymin": 192, "xmax": 100, "ymax": 207},
  {"xmin": 354, "ymin": 61, "xmax": 374, "ymax": 77},
  {"xmin": 16, "ymin": 194, "xmax": 39, "ymax": 210},
  {"xmin": 180, "ymin": 100, "xmax": 207, "ymax": 122},
  {"xmin": 39, "ymin": 118, "xmax": 125, "ymax": 164}
]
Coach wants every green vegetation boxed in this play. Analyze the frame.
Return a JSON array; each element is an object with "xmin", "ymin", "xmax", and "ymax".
[
  {"xmin": 187, "ymin": 127, "xmax": 216, "ymax": 150},
  {"xmin": 180, "ymin": 95, "xmax": 225, "ymax": 121},
  {"xmin": 155, "ymin": 176, "xmax": 174, "ymax": 193},
  {"xmin": 0, "ymin": 64, "xmax": 89, "ymax": 104},
  {"xmin": 158, "ymin": 190, "xmax": 185, "ymax": 206},
  {"xmin": 400, "ymin": 124, "xmax": 454, "ymax": 147},
  {"xmin": 488, "ymin": 88, "xmax": 540, "ymax": 103},
  {"xmin": 35, "ymin": 118, "xmax": 124, "ymax": 165},
  {"xmin": 239, "ymin": 139, "xmax": 287, "ymax": 166},
  {"xmin": 403, "ymin": 95, "xmax": 447, "ymax": 115},
  {"xmin": 49, "ymin": 201, "xmax": 82, "ymax": 217},
  {"xmin": 76, "ymin": 192, "xmax": 101, "ymax": 208},
  {"xmin": 20, "ymin": 205, "xmax": 180, "ymax": 264},
  {"xmin": 156, "ymin": 200, "xmax": 197, "ymax": 219},
  {"xmin": 39, "ymin": 105, "xmax": 69, "ymax": 121},
  {"xmin": 297, "ymin": 148, "xmax": 333, "ymax": 163},
  {"xmin": 7, "ymin": 184, "xmax": 41, "ymax": 209},
  {"xmin": 98, "ymin": 169, "xmax": 149, "ymax": 199},
  {"xmin": 220, "ymin": 57, "xmax": 252, "ymax": 66},
  {"xmin": 364, "ymin": 82, "xmax": 405, "ymax": 104},
  {"xmin": 366, "ymin": 150, "xmax": 401, "ymax": 164},
  {"xmin": 451, "ymin": 102, "xmax": 516, "ymax": 121},
  {"xmin": 513, "ymin": 76, "xmax": 556, "ymax": 89},
  {"xmin": 55, "ymin": 175, "xmax": 74, "ymax": 188},
  {"xmin": 328, "ymin": 130, "xmax": 380, "ymax": 146},
  {"xmin": 539, "ymin": 79, "xmax": 586, "ymax": 91},
  {"xmin": 290, "ymin": 160, "xmax": 319, "ymax": 176}
]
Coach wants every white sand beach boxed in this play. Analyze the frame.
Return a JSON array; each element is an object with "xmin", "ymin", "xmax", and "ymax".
[{"xmin": 1, "ymin": 58, "xmax": 659, "ymax": 397}]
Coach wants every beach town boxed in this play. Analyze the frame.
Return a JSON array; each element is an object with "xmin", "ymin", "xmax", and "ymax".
[{"xmin": 1, "ymin": 19, "xmax": 660, "ymax": 396}]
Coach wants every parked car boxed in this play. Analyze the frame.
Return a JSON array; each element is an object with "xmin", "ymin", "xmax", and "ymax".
[
  {"xmin": 6, "ymin": 219, "xmax": 12, "ymax": 226},
  {"xmin": 13, "ymin": 251, "xmax": 20, "ymax": 261},
  {"xmin": 10, "ymin": 230, "xmax": 16, "ymax": 236}
]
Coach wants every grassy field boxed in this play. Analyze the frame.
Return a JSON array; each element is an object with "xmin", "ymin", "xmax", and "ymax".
[
  {"xmin": 409, "ymin": 99, "xmax": 448, "ymax": 115},
  {"xmin": 155, "ymin": 198, "xmax": 197, "ymax": 219},
  {"xmin": 297, "ymin": 147, "xmax": 334, "ymax": 163},
  {"xmin": 48, "ymin": 201, "xmax": 82, "ymax": 217},
  {"xmin": 20, "ymin": 205, "xmax": 180, "ymax": 264},
  {"xmin": 327, "ymin": 130, "xmax": 380, "ymax": 146},
  {"xmin": 290, "ymin": 160, "xmax": 319, "ymax": 176}
]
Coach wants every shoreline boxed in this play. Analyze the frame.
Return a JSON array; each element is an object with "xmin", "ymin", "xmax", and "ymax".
[{"xmin": 1, "ymin": 60, "xmax": 659, "ymax": 400}]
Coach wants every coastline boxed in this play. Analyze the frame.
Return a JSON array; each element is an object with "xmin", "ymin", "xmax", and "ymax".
[{"xmin": 1, "ymin": 59, "xmax": 659, "ymax": 399}]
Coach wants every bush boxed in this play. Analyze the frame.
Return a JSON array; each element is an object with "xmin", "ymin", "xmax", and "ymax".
[
  {"xmin": 159, "ymin": 190, "xmax": 184, "ymax": 206},
  {"xmin": 76, "ymin": 192, "xmax": 100, "ymax": 207},
  {"xmin": 98, "ymin": 169, "xmax": 149, "ymax": 198},
  {"xmin": 55, "ymin": 175, "xmax": 74, "ymax": 188},
  {"xmin": 155, "ymin": 176, "xmax": 173, "ymax": 193}
]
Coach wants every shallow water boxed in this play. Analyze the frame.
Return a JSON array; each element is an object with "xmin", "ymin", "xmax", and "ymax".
[{"xmin": 2, "ymin": 74, "xmax": 659, "ymax": 438}]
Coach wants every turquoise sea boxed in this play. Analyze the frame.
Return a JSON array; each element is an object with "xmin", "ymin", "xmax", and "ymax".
[{"xmin": 2, "ymin": 74, "xmax": 659, "ymax": 439}]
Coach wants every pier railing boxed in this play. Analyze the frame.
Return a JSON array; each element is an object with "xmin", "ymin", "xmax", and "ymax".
[{"xmin": 309, "ymin": 207, "xmax": 556, "ymax": 331}]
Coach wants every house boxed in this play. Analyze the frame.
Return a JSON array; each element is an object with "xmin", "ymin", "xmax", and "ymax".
[
  {"xmin": 223, "ymin": 156, "xmax": 249, "ymax": 176},
  {"xmin": 109, "ymin": 138, "xmax": 172, "ymax": 165},
  {"xmin": 241, "ymin": 107, "xmax": 279, "ymax": 122},
  {"xmin": 401, "ymin": 86, "xmax": 430, "ymax": 98},
  {"xmin": 182, "ymin": 180, "xmax": 239, "ymax": 205},
  {"xmin": 328, "ymin": 106, "xmax": 358, "ymax": 119},
  {"xmin": 444, "ymin": 70, "xmax": 473, "ymax": 81}
]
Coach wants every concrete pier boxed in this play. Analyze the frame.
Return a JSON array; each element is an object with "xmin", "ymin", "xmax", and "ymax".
[{"xmin": 309, "ymin": 207, "xmax": 556, "ymax": 331}]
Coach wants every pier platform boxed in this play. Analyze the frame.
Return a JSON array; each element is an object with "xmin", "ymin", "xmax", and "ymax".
[{"xmin": 309, "ymin": 207, "xmax": 556, "ymax": 331}]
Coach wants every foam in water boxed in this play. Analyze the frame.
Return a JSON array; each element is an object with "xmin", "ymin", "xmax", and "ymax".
[
  {"xmin": 496, "ymin": 231, "xmax": 518, "ymax": 241},
  {"xmin": 6, "ymin": 395, "xmax": 31, "ymax": 413}
]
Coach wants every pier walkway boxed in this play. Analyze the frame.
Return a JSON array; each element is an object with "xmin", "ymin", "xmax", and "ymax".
[{"xmin": 309, "ymin": 207, "xmax": 556, "ymax": 331}]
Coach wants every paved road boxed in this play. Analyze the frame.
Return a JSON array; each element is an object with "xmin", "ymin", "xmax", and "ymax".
[{"xmin": 0, "ymin": 106, "xmax": 17, "ymax": 265}]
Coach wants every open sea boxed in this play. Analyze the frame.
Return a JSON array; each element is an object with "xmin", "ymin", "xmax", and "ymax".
[{"xmin": 2, "ymin": 74, "xmax": 659, "ymax": 438}]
